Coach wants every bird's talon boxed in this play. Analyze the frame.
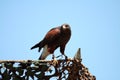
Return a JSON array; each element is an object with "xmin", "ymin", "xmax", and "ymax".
[
  {"xmin": 52, "ymin": 58, "xmax": 58, "ymax": 66},
  {"xmin": 65, "ymin": 56, "xmax": 68, "ymax": 59},
  {"xmin": 64, "ymin": 55, "xmax": 68, "ymax": 60}
]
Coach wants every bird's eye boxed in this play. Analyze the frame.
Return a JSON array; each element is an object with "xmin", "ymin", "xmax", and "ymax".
[
  {"xmin": 63, "ymin": 25, "xmax": 69, "ymax": 29},
  {"xmin": 65, "ymin": 25, "xmax": 69, "ymax": 27}
]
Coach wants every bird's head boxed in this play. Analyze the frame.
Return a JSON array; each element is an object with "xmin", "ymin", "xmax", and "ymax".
[{"xmin": 61, "ymin": 24, "xmax": 71, "ymax": 31}]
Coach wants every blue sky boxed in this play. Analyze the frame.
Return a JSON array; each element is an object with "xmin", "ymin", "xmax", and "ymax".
[{"xmin": 0, "ymin": 0, "xmax": 120, "ymax": 80}]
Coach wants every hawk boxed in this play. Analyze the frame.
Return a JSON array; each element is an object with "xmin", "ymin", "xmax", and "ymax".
[{"xmin": 31, "ymin": 24, "xmax": 71, "ymax": 60}]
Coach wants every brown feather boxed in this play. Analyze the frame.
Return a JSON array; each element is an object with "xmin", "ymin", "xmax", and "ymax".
[{"xmin": 31, "ymin": 24, "xmax": 71, "ymax": 60}]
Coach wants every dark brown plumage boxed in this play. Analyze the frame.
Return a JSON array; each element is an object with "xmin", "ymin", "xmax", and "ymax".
[{"xmin": 31, "ymin": 24, "xmax": 71, "ymax": 60}]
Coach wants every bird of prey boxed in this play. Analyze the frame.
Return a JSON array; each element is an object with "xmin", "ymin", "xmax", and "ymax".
[{"xmin": 31, "ymin": 24, "xmax": 71, "ymax": 60}]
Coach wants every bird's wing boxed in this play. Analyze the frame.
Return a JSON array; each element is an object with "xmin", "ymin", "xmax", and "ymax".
[
  {"xmin": 43, "ymin": 27, "xmax": 61, "ymax": 43},
  {"xmin": 31, "ymin": 27, "xmax": 61, "ymax": 52}
]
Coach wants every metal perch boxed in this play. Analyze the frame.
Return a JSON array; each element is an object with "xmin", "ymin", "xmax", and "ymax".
[{"xmin": 0, "ymin": 48, "xmax": 96, "ymax": 80}]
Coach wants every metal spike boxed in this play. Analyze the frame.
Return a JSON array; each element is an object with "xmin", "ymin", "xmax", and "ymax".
[{"xmin": 73, "ymin": 48, "xmax": 82, "ymax": 62}]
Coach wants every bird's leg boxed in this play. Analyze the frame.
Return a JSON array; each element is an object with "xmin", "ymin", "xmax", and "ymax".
[
  {"xmin": 52, "ymin": 54, "xmax": 58, "ymax": 66},
  {"xmin": 52, "ymin": 54, "xmax": 55, "ymax": 60},
  {"xmin": 60, "ymin": 46, "xmax": 68, "ymax": 60},
  {"xmin": 63, "ymin": 54, "xmax": 68, "ymax": 60}
]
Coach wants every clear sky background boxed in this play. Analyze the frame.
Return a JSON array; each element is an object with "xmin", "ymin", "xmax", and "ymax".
[{"xmin": 0, "ymin": 0, "xmax": 120, "ymax": 80}]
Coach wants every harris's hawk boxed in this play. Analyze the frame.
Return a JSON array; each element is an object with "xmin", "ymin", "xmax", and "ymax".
[{"xmin": 31, "ymin": 24, "xmax": 71, "ymax": 60}]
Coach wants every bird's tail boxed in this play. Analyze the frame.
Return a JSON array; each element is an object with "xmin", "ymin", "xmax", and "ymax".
[
  {"xmin": 31, "ymin": 43, "xmax": 39, "ymax": 49},
  {"xmin": 38, "ymin": 45, "xmax": 50, "ymax": 60},
  {"xmin": 38, "ymin": 55, "xmax": 42, "ymax": 60},
  {"xmin": 31, "ymin": 41, "xmax": 43, "ymax": 52}
]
